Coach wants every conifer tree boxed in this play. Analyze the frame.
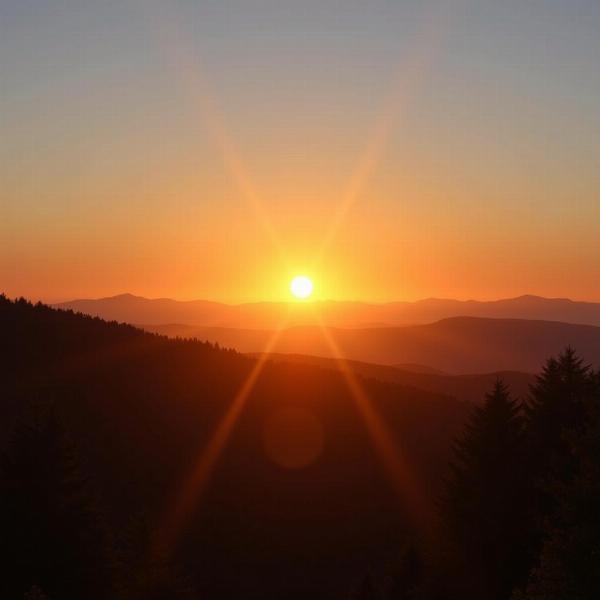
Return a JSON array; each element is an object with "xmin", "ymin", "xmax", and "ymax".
[
  {"xmin": 518, "ymin": 347, "xmax": 595, "ymax": 580},
  {"xmin": 525, "ymin": 347, "xmax": 592, "ymax": 490},
  {"xmin": 514, "ymin": 370, "xmax": 600, "ymax": 599},
  {"xmin": 442, "ymin": 379, "xmax": 528, "ymax": 599}
]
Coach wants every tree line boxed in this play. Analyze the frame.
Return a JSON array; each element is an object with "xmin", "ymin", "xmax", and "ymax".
[{"xmin": 354, "ymin": 348, "xmax": 600, "ymax": 599}]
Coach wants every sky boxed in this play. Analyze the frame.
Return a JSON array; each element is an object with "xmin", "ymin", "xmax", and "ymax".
[{"xmin": 1, "ymin": 0, "xmax": 600, "ymax": 303}]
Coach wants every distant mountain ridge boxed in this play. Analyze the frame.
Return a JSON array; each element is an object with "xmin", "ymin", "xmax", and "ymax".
[
  {"xmin": 144, "ymin": 317, "xmax": 600, "ymax": 374},
  {"xmin": 248, "ymin": 352, "xmax": 535, "ymax": 404},
  {"xmin": 54, "ymin": 293, "xmax": 600, "ymax": 328}
]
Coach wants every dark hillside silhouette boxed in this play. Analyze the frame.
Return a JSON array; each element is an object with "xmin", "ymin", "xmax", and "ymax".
[
  {"xmin": 250, "ymin": 352, "xmax": 535, "ymax": 404},
  {"xmin": 0, "ymin": 296, "xmax": 470, "ymax": 599},
  {"xmin": 1, "ymin": 400, "xmax": 114, "ymax": 599},
  {"xmin": 3, "ymin": 296, "xmax": 599, "ymax": 599}
]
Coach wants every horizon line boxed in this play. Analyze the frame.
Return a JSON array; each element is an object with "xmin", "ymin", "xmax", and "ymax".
[{"xmin": 12, "ymin": 291, "xmax": 600, "ymax": 307}]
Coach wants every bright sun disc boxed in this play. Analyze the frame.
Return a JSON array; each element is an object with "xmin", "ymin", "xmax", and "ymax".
[{"xmin": 290, "ymin": 275, "xmax": 313, "ymax": 299}]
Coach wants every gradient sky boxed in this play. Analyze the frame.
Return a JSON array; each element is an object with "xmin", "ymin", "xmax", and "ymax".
[{"xmin": 2, "ymin": 0, "xmax": 600, "ymax": 303}]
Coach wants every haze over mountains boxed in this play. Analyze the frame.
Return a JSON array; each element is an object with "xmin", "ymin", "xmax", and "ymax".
[
  {"xmin": 53, "ymin": 293, "xmax": 600, "ymax": 375},
  {"xmin": 55, "ymin": 293, "xmax": 600, "ymax": 329},
  {"xmin": 251, "ymin": 353, "xmax": 535, "ymax": 404},
  {"xmin": 145, "ymin": 318, "xmax": 600, "ymax": 375}
]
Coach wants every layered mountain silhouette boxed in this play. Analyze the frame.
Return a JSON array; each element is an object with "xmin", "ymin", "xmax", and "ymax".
[
  {"xmin": 55, "ymin": 293, "xmax": 600, "ymax": 328},
  {"xmin": 249, "ymin": 353, "xmax": 535, "ymax": 404},
  {"xmin": 4, "ymin": 296, "xmax": 598, "ymax": 597},
  {"xmin": 53, "ymin": 293, "xmax": 600, "ymax": 374},
  {"xmin": 1, "ymin": 296, "xmax": 470, "ymax": 598},
  {"xmin": 145, "ymin": 317, "xmax": 600, "ymax": 374}
]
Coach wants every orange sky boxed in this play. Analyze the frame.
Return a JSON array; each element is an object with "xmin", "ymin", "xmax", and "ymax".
[{"xmin": 2, "ymin": 1, "xmax": 600, "ymax": 303}]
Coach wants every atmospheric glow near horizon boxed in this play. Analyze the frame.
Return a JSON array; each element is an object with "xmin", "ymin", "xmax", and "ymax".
[{"xmin": 2, "ymin": 1, "xmax": 600, "ymax": 303}]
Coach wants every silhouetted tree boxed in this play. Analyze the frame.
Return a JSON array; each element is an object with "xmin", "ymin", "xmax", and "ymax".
[
  {"xmin": 524, "ymin": 347, "xmax": 593, "ymax": 500},
  {"xmin": 0, "ymin": 400, "xmax": 114, "ymax": 599},
  {"xmin": 514, "ymin": 371, "xmax": 600, "ymax": 599},
  {"xmin": 511, "ymin": 348, "xmax": 596, "ymax": 590},
  {"xmin": 442, "ymin": 379, "xmax": 528, "ymax": 599}
]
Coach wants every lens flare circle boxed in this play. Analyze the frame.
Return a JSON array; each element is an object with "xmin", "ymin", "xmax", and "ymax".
[{"xmin": 290, "ymin": 275, "xmax": 313, "ymax": 299}]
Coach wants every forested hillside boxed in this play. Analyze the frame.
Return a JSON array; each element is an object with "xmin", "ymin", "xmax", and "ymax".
[
  {"xmin": 0, "ymin": 297, "xmax": 468, "ymax": 599},
  {"xmin": 2, "ymin": 296, "xmax": 599, "ymax": 599}
]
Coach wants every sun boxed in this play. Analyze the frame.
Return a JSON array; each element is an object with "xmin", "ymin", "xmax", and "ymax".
[{"xmin": 290, "ymin": 275, "xmax": 313, "ymax": 299}]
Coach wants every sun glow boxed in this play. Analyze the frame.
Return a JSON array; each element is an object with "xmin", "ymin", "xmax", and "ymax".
[{"xmin": 290, "ymin": 276, "xmax": 314, "ymax": 299}]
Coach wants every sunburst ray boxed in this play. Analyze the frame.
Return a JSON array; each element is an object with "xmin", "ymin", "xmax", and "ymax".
[{"xmin": 151, "ymin": 315, "xmax": 289, "ymax": 558}]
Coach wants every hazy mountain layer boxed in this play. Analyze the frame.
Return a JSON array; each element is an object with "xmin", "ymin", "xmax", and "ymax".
[
  {"xmin": 249, "ymin": 353, "xmax": 535, "ymax": 404},
  {"xmin": 146, "ymin": 317, "xmax": 600, "ymax": 374},
  {"xmin": 55, "ymin": 293, "xmax": 600, "ymax": 328}
]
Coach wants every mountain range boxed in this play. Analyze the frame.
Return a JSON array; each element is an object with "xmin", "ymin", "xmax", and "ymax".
[
  {"xmin": 55, "ymin": 293, "xmax": 600, "ymax": 329},
  {"xmin": 144, "ymin": 317, "xmax": 600, "ymax": 374}
]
